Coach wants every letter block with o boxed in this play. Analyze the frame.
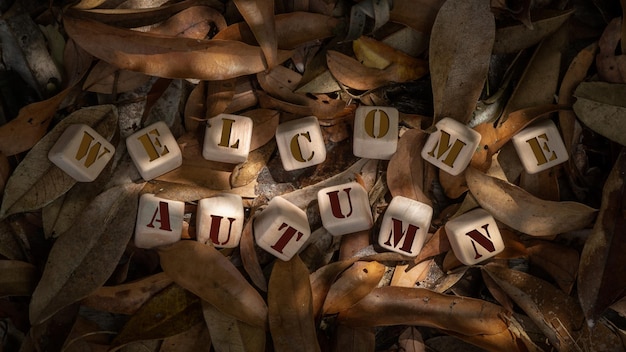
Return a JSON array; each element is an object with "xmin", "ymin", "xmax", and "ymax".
[
  {"xmin": 134, "ymin": 194, "xmax": 184, "ymax": 249},
  {"xmin": 511, "ymin": 119, "xmax": 568, "ymax": 174},
  {"xmin": 318, "ymin": 182, "xmax": 373, "ymax": 236},
  {"xmin": 275, "ymin": 116, "xmax": 326, "ymax": 171},
  {"xmin": 126, "ymin": 121, "xmax": 182, "ymax": 180},
  {"xmin": 444, "ymin": 208, "xmax": 504, "ymax": 266},
  {"xmin": 48, "ymin": 124, "xmax": 115, "ymax": 182},
  {"xmin": 253, "ymin": 196, "xmax": 311, "ymax": 261},
  {"xmin": 202, "ymin": 113, "xmax": 253, "ymax": 164},
  {"xmin": 196, "ymin": 193, "xmax": 244, "ymax": 248},
  {"xmin": 421, "ymin": 118, "xmax": 481, "ymax": 176},
  {"xmin": 378, "ymin": 196, "xmax": 433, "ymax": 257},
  {"xmin": 353, "ymin": 106, "xmax": 399, "ymax": 160}
]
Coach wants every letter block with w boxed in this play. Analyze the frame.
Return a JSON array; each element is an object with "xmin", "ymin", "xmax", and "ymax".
[
  {"xmin": 317, "ymin": 182, "xmax": 373, "ymax": 236},
  {"xmin": 421, "ymin": 117, "xmax": 481, "ymax": 176},
  {"xmin": 378, "ymin": 196, "xmax": 433, "ymax": 257},
  {"xmin": 444, "ymin": 208, "xmax": 505, "ymax": 266}
]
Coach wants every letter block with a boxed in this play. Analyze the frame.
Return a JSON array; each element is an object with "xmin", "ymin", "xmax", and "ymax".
[
  {"xmin": 202, "ymin": 113, "xmax": 253, "ymax": 164},
  {"xmin": 318, "ymin": 182, "xmax": 373, "ymax": 236},
  {"xmin": 444, "ymin": 208, "xmax": 505, "ymax": 266},
  {"xmin": 134, "ymin": 193, "xmax": 184, "ymax": 249},
  {"xmin": 254, "ymin": 196, "xmax": 311, "ymax": 261},
  {"xmin": 48, "ymin": 124, "xmax": 115, "ymax": 182},
  {"xmin": 353, "ymin": 106, "xmax": 398, "ymax": 160},
  {"xmin": 275, "ymin": 116, "xmax": 326, "ymax": 171},
  {"xmin": 126, "ymin": 121, "xmax": 182, "ymax": 180},
  {"xmin": 196, "ymin": 193, "xmax": 244, "ymax": 248},
  {"xmin": 378, "ymin": 196, "xmax": 433, "ymax": 257},
  {"xmin": 421, "ymin": 118, "xmax": 481, "ymax": 176},
  {"xmin": 511, "ymin": 119, "xmax": 568, "ymax": 174}
]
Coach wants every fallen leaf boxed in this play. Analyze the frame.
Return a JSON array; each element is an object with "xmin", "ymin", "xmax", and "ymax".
[
  {"xmin": 597, "ymin": 17, "xmax": 626, "ymax": 83},
  {"xmin": 386, "ymin": 129, "xmax": 431, "ymax": 206},
  {"xmin": 526, "ymin": 240, "xmax": 579, "ymax": 294},
  {"xmin": 330, "ymin": 325, "xmax": 375, "ymax": 351},
  {"xmin": 0, "ymin": 260, "xmax": 37, "ymax": 297},
  {"xmin": 239, "ymin": 212, "xmax": 267, "ymax": 292},
  {"xmin": 202, "ymin": 301, "xmax": 266, "ymax": 352},
  {"xmin": 389, "ymin": 0, "xmax": 446, "ymax": 33},
  {"xmin": 353, "ymin": 36, "xmax": 429, "ymax": 77},
  {"xmin": 159, "ymin": 322, "xmax": 212, "ymax": 352},
  {"xmin": 230, "ymin": 140, "xmax": 276, "ymax": 188},
  {"xmin": 573, "ymin": 82, "xmax": 626, "ymax": 146},
  {"xmin": 0, "ymin": 220, "xmax": 25, "ymax": 260},
  {"xmin": 232, "ymin": 0, "xmax": 277, "ymax": 69},
  {"xmin": 397, "ymin": 327, "xmax": 426, "ymax": 352},
  {"xmin": 323, "ymin": 261, "xmax": 385, "ymax": 314},
  {"xmin": 310, "ymin": 259, "xmax": 358, "ymax": 319},
  {"xmin": 149, "ymin": 5, "xmax": 226, "ymax": 38},
  {"xmin": 83, "ymin": 61, "xmax": 152, "ymax": 94}
]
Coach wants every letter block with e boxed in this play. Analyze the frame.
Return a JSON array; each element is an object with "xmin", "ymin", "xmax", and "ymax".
[
  {"xmin": 134, "ymin": 194, "xmax": 184, "ymax": 249},
  {"xmin": 377, "ymin": 196, "xmax": 433, "ymax": 257},
  {"xmin": 253, "ymin": 196, "xmax": 311, "ymax": 261},
  {"xmin": 421, "ymin": 118, "xmax": 481, "ymax": 176},
  {"xmin": 444, "ymin": 208, "xmax": 505, "ymax": 266},
  {"xmin": 126, "ymin": 121, "xmax": 182, "ymax": 180},
  {"xmin": 196, "ymin": 193, "xmax": 244, "ymax": 248},
  {"xmin": 317, "ymin": 182, "xmax": 373, "ymax": 236},
  {"xmin": 353, "ymin": 106, "xmax": 398, "ymax": 160},
  {"xmin": 48, "ymin": 124, "xmax": 115, "ymax": 182},
  {"xmin": 511, "ymin": 119, "xmax": 568, "ymax": 174},
  {"xmin": 202, "ymin": 113, "xmax": 253, "ymax": 164},
  {"xmin": 275, "ymin": 116, "xmax": 326, "ymax": 171}
]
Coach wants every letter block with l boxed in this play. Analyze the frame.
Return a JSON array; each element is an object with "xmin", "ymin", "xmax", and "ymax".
[
  {"xmin": 196, "ymin": 193, "xmax": 244, "ymax": 248},
  {"xmin": 444, "ymin": 208, "xmax": 505, "ymax": 266},
  {"xmin": 134, "ymin": 194, "xmax": 184, "ymax": 249},
  {"xmin": 511, "ymin": 119, "xmax": 568, "ymax": 174},
  {"xmin": 126, "ymin": 121, "xmax": 182, "ymax": 180},
  {"xmin": 421, "ymin": 118, "xmax": 481, "ymax": 176},
  {"xmin": 275, "ymin": 116, "xmax": 326, "ymax": 171},
  {"xmin": 378, "ymin": 196, "xmax": 433, "ymax": 257},
  {"xmin": 253, "ymin": 196, "xmax": 311, "ymax": 261},
  {"xmin": 202, "ymin": 113, "xmax": 253, "ymax": 164},
  {"xmin": 48, "ymin": 124, "xmax": 115, "ymax": 182},
  {"xmin": 353, "ymin": 106, "xmax": 399, "ymax": 160},
  {"xmin": 317, "ymin": 182, "xmax": 373, "ymax": 236}
]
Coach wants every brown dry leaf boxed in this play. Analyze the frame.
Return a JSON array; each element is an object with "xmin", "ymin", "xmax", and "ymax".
[
  {"xmin": 205, "ymin": 79, "xmax": 237, "ymax": 120},
  {"xmin": 396, "ymin": 327, "xmax": 426, "ymax": 352},
  {"xmin": 244, "ymin": 108, "xmax": 280, "ymax": 150},
  {"xmin": 573, "ymin": 82, "xmax": 626, "ymax": 146},
  {"xmin": 83, "ymin": 61, "xmax": 151, "ymax": 94},
  {"xmin": 330, "ymin": 325, "xmax": 375, "ymax": 352},
  {"xmin": 159, "ymin": 322, "xmax": 212, "ymax": 352},
  {"xmin": 386, "ymin": 129, "xmax": 430, "ymax": 205},
  {"xmin": 310, "ymin": 259, "xmax": 358, "ymax": 319},
  {"xmin": 0, "ymin": 152, "xmax": 10, "ymax": 195},
  {"xmin": 202, "ymin": 301, "xmax": 266, "ymax": 352},
  {"xmin": 338, "ymin": 229, "xmax": 371, "ymax": 260},
  {"xmin": 466, "ymin": 167, "xmax": 596, "ymax": 237},
  {"xmin": 390, "ymin": 259, "xmax": 432, "ymax": 288},
  {"xmin": 323, "ymin": 261, "xmax": 385, "ymax": 314},
  {"xmin": 0, "ymin": 260, "xmax": 37, "ymax": 297},
  {"xmin": 429, "ymin": 0, "xmax": 494, "ymax": 124},
  {"xmin": 184, "ymin": 81, "xmax": 207, "ymax": 131},
  {"xmin": 29, "ymin": 182, "xmax": 143, "ymax": 325},
  {"xmin": 0, "ymin": 220, "xmax": 25, "ymax": 260},
  {"xmin": 230, "ymin": 140, "xmax": 276, "ymax": 188},
  {"xmin": 526, "ymin": 240, "xmax": 578, "ymax": 294},
  {"xmin": 389, "ymin": 0, "xmax": 446, "ymax": 33},
  {"xmin": 518, "ymin": 169, "xmax": 560, "ymax": 201},
  {"xmin": 597, "ymin": 17, "xmax": 626, "ymax": 83},
  {"xmin": 268, "ymin": 255, "xmax": 320, "ymax": 352},
  {"xmin": 353, "ymin": 36, "xmax": 429, "ymax": 77},
  {"xmin": 239, "ymin": 213, "xmax": 267, "ymax": 292},
  {"xmin": 158, "ymin": 240, "xmax": 268, "ymax": 328},
  {"xmin": 149, "ymin": 5, "xmax": 226, "ymax": 38},
  {"xmin": 232, "ymin": 0, "xmax": 277, "ymax": 69},
  {"xmin": 413, "ymin": 228, "xmax": 450, "ymax": 265}
]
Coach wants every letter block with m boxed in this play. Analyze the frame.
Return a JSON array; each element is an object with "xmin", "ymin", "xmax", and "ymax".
[
  {"xmin": 134, "ymin": 194, "xmax": 184, "ymax": 249},
  {"xmin": 444, "ymin": 208, "xmax": 505, "ymax": 266},
  {"xmin": 421, "ymin": 118, "xmax": 481, "ymax": 176},
  {"xmin": 48, "ymin": 124, "xmax": 115, "ymax": 182},
  {"xmin": 378, "ymin": 196, "xmax": 433, "ymax": 257},
  {"xmin": 126, "ymin": 121, "xmax": 182, "ymax": 180},
  {"xmin": 197, "ymin": 193, "xmax": 244, "ymax": 248}
]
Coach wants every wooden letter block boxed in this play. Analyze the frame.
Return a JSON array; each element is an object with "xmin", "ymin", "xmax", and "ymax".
[
  {"xmin": 444, "ymin": 208, "xmax": 504, "ymax": 265},
  {"xmin": 126, "ymin": 121, "xmax": 182, "ymax": 180},
  {"xmin": 421, "ymin": 118, "xmax": 481, "ymax": 176},
  {"xmin": 378, "ymin": 196, "xmax": 433, "ymax": 257},
  {"xmin": 511, "ymin": 119, "xmax": 568, "ymax": 174},
  {"xmin": 275, "ymin": 116, "xmax": 326, "ymax": 171},
  {"xmin": 318, "ymin": 182, "xmax": 373, "ymax": 236},
  {"xmin": 135, "ymin": 194, "xmax": 184, "ymax": 249},
  {"xmin": 353, "ymin": 106, "xmax": 398, "ymax": 160},
  {"xmin": 202, "ymin": 113, "xmax": 253, "ymax": 164},
  {"xmin": 196, "ymin": 193, "xmax": 244, "ymax": 248},
  {"xmin": 48, "ymin": 124, "xmax": 115, "ymax": 182},
  {"xmin": 254, "ymin": 196, "xmax": 311, "ymax": 261}
]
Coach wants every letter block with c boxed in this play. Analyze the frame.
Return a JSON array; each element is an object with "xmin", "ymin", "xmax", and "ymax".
[
  {"xmin": 421, "ymin": 118, "xmax": 481, "ymax": 176},
  {"xmin": 196, "ymin": 193, "xmax": 244, "ymax": 248},
  {"xmin": 444, "ymin": 208, "xmax": 504, "ymax": 266},
  {"xmin": 202, "ymin": 113, "xmax": 253, "ymax": 164},
  {"xmin": 134, "ymin": 193, "xmax": 184, "ymax": 249},
  {"xmin": 275, "ymin": 116, "xmax": 326, "ymax": 171},
  {"xmin": 353, "ymin": 106, "xmax": 399, "ymax": 160},
  {"xmin": 378, "ymin": 196, "xmax": 433, "ymax": 257},
  {"xmin": 126, "ymin": 121, "xmax": 182, "ymax": 180},
  {"xmin": 510, "ymin": 119, "xmax": 568, "ymax": 174},
  {"xmin": 317, "ymin": 182, "xmax": 373, "ymax": 236}
]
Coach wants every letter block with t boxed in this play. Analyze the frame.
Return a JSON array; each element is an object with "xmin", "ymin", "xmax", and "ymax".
[
  {"xmin": 353, "ymin": 106, "xmax": 398, "ymax": 160},
  {"xmin": 275, "ymin": 116, "xmax": 326, "ymax": 171},
  {"xmin": 134, "ymin": 194, "xmax": 184, "ymax": 249},
  {"xmin": 318, "ymin": 182, "xmax": 373, "ymax": 236},
  {"xmin": 196, "ymin": 193, "xmax": 244, "ymax": 248},
  {"xmin": 378, "ymin": 196, "xmax": 433, "ymax": 257},
  {"xmin": 421, "ymin": 118, "xmax": 481, "ymax": 176},
  {"xmin": 202, "ymin": 113, "xmax": 253, "ymax": 164},
  {"xmin": 444, "ymin": 208, "xmax": 505, "ymax": 266},
  {"xmin": 48, "ymin": 124, "xmax": 115, "ymax": 182},
  {"xmin": 254, "ymin": 196, "xmax": 311, "ymax": 261},
  {"xmin": 126, "ymin": 121, "xmax": 182, "ymax": 180},
  {"xmin": 511, "ymin": 119, "xmax": 568, "ymax": 174}
]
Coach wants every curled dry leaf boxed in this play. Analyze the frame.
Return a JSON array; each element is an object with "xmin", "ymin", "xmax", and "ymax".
[
  {"xmin": 331, "ymin": 325, "xmax": 375, "ymax": 352},
  {"xmin": 0, "ymin": 260, "xmax": 37, "ymax": 297},
  {"xmin": 310, "ymin": 259, "xmax": 358, "ymax": 319},
  {"xmin": 387, "ymin": 129, "xmax": 431, "ymax": 206},
  {"xmin": 0, "ymin": 220, "xmax": 25, "ymax": 260},
  {"xmin": 597, "ymin": 17, "xmax": 626, "ymax": 83},
  {"xmin": 202, "ymin": 301, "xmax": 266, "ymax": 352},
  {"xmin": 230, "ymin": 140, "xmax": 276, "ymax": 188},
  {"xmin": 239, "ymin": 212, "xmax": 267, "ymax": 292},
  {"xmin": 149, "ymin": 5, "xmax": 226, "ymax": 39},
  {"xmin": 353, "ymin": 36, "xmax": 429, "ymax": 78},
  {"xmin": 159, "ymin": 322, "xmax": 213, "ymax": 352},
  {"xmin": 573, "ymin": 82, "xmax": 626, "ymax": 147},
  {"xmin": 526, "ymin": 240, "xmax": 578, "ymax": 294},
  {"xmin": 323, "ymin": 261, "xmax": 385, "ymax": 314},
  {"xmin": 232, "ymin": 0, "xmax": 277, "ymax": 69},
  {"xmin": 389, "ymin": 0, "xmax": 446, "ymax": 33}
]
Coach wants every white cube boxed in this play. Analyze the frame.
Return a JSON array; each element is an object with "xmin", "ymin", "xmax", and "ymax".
[
  {"xmin": 275, "ymin": 116, "xmax": 326, "ymax": 171},
  {"xmin": 48, "ymin": 124, "xmax": 115, "ymax": 182},
  {"xmin": 444, "ymin": 208, "xmax": 504, "ymax": 266},
  {"xmin": 353, "ymin": 106, "xmax": 398, "ymax": 160},
  {"xmin": 421, "ymin": 117, "xmax": 481, "ymax": 176},
  {"xmin": 126, "ymin": 121, "xmax": 182, "ymax": 180},
  {"xmin": 378, "ymin": 196, "xmax": 432, "ymax": 257},
  {"xmin": 202, "ymin": 113, "xmax": 253, "ymax": 164},
  {"xmin": 318, "ymin": 182, "xmax": 373, "ymax": 236},
  {"xmin": 196, "ymin": 193, "xmax": 244, "ymax": 248},
  {"xmin": 254, "ymin": 196, "xmax": 310, "ymax": 261},
  {"xmin": 135, "ymin": 194, "xmax": 184, "ymax": 249},
  {"xmin": 511, "ymin": 119, "xmax": 568, "ymax": 174}
]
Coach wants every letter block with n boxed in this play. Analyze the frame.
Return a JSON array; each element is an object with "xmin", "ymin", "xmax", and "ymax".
[
  {"xmin": 134, "ymin": 194, "xmax": 184, "ymax": 249},
  {"xmin": 511, "ymin": 119, "xmax": 568, "ymax": 174},
  {"xmin": 378, "ymin": 196, "xmax": 433, "ymax": 257},
  {"xmin": 353, "ymin": 106, "xmax": 398, "ymax": 160},
  {"xmin": 48, "ymin": 124, "xmax": 115, "ymax": 182},
  {"xmin": 444, "ymin": 208, "xmax": 505, "ymax": 266},
  {"xmin": 275, "ymin": 116, "xmax": 326, "ymax": 171},
  {"xmin": 317, "ymin": 182, "xmax": 373, "ymax": 236},
  {"xmin": 421, "ymin": 118, "xmax": 481, "ymax": 176},
  {"xmin": 196, "ymin": 193, "xmax": 244, "ymax": 248},
  {"xmin": 202, "ymin": 113, "xmax": 253, "ymax": 164},
  {"xmin": 253, "ymin": 196, "xmax": 311, "ymax": 261},
  {"xmin": 126, "ymin": 121, "xmax": 182, "ymax": 180}
]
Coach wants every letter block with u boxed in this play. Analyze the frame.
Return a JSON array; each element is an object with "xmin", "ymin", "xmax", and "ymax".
[
  {"xmin": 444, "ymin": 208, "xmax": 505, "ymax": 266},
  {"xmin": 253, "ymin": 196, "xmax": 311, "ymax": 261},
  {"xmin": 510, "ymin": 119, "xmax": 568, "ymax": 174},
  {"xmin": 202, "ymin": 113, "xmax": 253, "ymax": 164},
  {"xmin": 421, "ymin": 118, "xmax": 481, "ymax": 176},
  {"xmin": 353, "ymin": 106, "xmax": 399, "ymax": 160},
  {"xmin": 275, "ymin": 116, "xmax": 326, "ymax": 171},
  {"xmin": 317, "ymin": 182, "xmax": 373, "ymax": 236},
  {"xmin": 378, "ymin": 196, "xmax": 433, "ymax": 257},
  {"xmin": 134, "ymin": 194, "xmax": 184, "ymax": 249},
  {"xmin": 48, "ymin": 124, "xmax": 115, "ymax": 182},
  {"xmin": 126, "ymin": 121, "xmax": 182, "ymax": 180},
  {"xmin": 196, "ymin": 193, "xmax": 244, "ymax": 248}
]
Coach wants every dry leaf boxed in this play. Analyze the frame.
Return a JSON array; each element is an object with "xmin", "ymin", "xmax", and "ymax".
[
  {"xmin": 310, "ymin": 259, "xmax": 358, "ymax": 319},
  {"xmin": 149, "ymin": 5, "xmax": 225, "ymax": 39},
  {"xmin": 573, "ymin": 82, "xmax": 626, "ymax": 146},
  {"xmin": 386, "ymin": 129, "xmax": 431, "ymax": 206},
  {"xmin": 159, "ymin": 322, "xmax": 212, "ymax": 352},
  {"xmin": 0, "ymin": 260, "xmax": 37, "ymax": 297},
  {"xmin": 330, "ymin": 325, "xmax": 375, "ymax": 352},
  {"xmin": 389, "ymin": 0, "xmax": 446, "ymax": 33},
  {"xmin": 232, "ymin": 0, "xmax": 277, "ymax": 69},
  {"xmin": 83, "ymin": 61, "xmax": 151, "ymax": 94},
  {"xmin": 0, "ymin": 220, "xmax": 25, "ymax": 260},
  {"xmin": 323, "ymin": 261, "xmax": 385, "ymax": 314},
  {"xmin": 597, "ymin": 17, "xmax": 626, "ymax": 83},
  {"xmin": 526, "ymin": 240, "xmax": 578, "ymax": 294},
  {"xmin": 202, "ymin": 301, "xmax": 266, "ymax": 352},
  {"xmin": 239, "ymin": 212, "xmax": 267, "ymax": 292},
  {"xmin": 397, "ymin": 327, "xmax": 426, "ymax": 352},
  {"xmin": 353, "ymin": 36, "xmax": 429, "ymax": 78}
]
